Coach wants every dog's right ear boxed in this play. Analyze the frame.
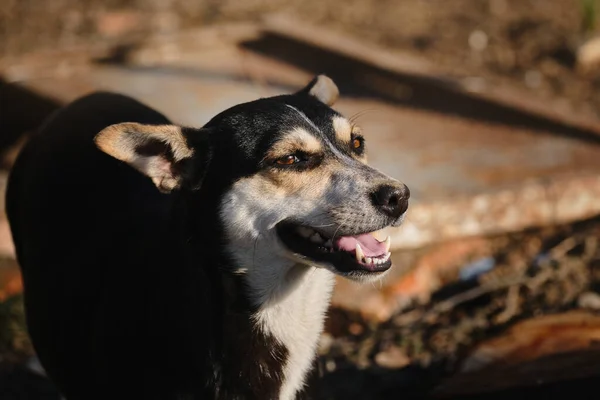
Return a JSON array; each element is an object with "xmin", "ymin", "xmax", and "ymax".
[
  {"xmin": 95, "ymin": 123, "xmax": 210, "ymax": 193},
  {"xmin": 297, "ymin": 75, "xmax": 339, "ymax": 106}
]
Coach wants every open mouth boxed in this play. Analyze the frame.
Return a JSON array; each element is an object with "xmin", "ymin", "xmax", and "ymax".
[{"xmin": 276, "ymin": 222, "xmax": 392, "ymax": 275}]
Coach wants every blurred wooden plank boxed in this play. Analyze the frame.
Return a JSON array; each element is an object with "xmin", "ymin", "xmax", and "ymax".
[{"xmin": 262, "ymin": 14, "xmax": 600, "ymax": 139}]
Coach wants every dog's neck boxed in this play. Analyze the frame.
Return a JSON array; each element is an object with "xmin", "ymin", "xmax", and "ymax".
[
  {"xmin": 219, "ymin": 258, "xmax": 335, "ymax": 400},
  {"xmin": 185, "ymin": 194, "xmax": 335, "ymax": 399},
  {"xmin": 250, "ymin": 261, "xmax": 335, "ymax": 400}
]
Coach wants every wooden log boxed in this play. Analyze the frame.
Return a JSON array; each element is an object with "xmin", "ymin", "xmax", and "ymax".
[{"xmin": 432, "ymin": 311, "xmax": 600, "ymax": 398}]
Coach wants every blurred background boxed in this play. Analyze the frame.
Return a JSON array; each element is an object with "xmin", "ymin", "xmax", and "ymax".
[{"xmin": 1, "ymin": 0, "xmax": 600, "ymax": 399}]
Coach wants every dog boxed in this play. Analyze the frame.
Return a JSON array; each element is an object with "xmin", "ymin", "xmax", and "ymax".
[{"xmin": 6, "ymin": 75, "xmax": 409, "ymax": 399}]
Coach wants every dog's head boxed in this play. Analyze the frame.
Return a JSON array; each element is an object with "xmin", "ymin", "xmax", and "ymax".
[{"xmin": 95, "ymin": 76, "xmax": 409, "ymax": 296}]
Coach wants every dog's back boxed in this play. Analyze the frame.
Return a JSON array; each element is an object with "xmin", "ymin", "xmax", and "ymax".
[{"xmin": 7, "ymin": 93, "xmax": 214, "ymax": 399}]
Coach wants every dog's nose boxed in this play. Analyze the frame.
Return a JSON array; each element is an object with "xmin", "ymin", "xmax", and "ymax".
[{"xmin": 371, "ymin": 184, "xmax": 410, "ymax": 219}]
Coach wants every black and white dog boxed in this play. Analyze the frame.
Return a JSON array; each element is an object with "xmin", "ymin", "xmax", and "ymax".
[{"xmin": 6, "ymin": 75, "xmax": 409, "ymax": 399}]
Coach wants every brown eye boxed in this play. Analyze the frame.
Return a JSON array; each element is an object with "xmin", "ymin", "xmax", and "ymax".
[
  {"xmin": 351, "ymin": 135, "xmax": 364, "ymax": 153},
  {"xmin": 276, "ymin": 155, "xmax": 299, "ymax": 165}
]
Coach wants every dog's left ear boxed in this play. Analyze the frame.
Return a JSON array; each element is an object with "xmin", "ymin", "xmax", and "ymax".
[
  {"xmin": 95, "ymin": 123, "xmax": 210, "ymax": 193},
  {"xmin": 297, "ymin": 75, "xmax": 339, "ymax": 106}
]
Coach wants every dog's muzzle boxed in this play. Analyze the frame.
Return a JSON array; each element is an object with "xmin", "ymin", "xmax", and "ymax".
[{"xmin": 371, "ymin": 183, "xmax": 410, "ymax": 226}]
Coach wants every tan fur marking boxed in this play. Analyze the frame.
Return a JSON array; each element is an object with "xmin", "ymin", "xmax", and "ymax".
[
  {"xmin": 332, "ymin": 116, "xmax": 352, "ymax": 143},
  {"xmin": 95, "ymin": 123, "xmax": 194, "ymax": 193},
  {"xmin": 256, "ymin": 163, "xmax": 334, "ymax": 200},
  {"xmin": 331, "ymin": 117, "xmax": 367, "ymax": 163},
  {"xmin": 266, "ymin": 128, "xmax": 322, "ymax": 160},
  {"xmin": 95, "ymin": 123, "xmax": 193, "ymax": 162}
]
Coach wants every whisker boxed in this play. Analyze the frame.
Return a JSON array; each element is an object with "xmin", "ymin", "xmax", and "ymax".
[
  {"xmin": 349, "ymin": 108, "xmax": 379, "ymax": 124},
  {"xmin": 310, "ymin": 223, "xmax": 336, "ymax": 228},
  {"xmin": 332, "ymin": 223, "xmax": 343, "ymax": 241}
]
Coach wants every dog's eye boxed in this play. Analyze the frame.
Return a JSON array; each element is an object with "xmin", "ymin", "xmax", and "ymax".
[
  {"xmin": 275, "ymin": 155, "xmax": 300, "ymax": 165},
  {"xmin": 351, "ymin": 135, "xmax": 364, "ymax": 153}
]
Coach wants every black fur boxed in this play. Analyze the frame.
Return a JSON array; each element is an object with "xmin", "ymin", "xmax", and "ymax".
[{"xmin": 5, "ymin": 85, "xmax": 348, "ymax": 399}]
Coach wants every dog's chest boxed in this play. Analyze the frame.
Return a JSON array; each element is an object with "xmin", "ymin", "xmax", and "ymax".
[{"xmin": 255, "ymin": 268, "xmax": 334, "ymax": 400}]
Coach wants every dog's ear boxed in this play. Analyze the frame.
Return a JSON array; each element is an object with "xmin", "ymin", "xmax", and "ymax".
[
  {"xmin": 94, "ymin": 123, "xmax": 210, "ymax": 193},
  {"xmin": 297, "ymin": 75, "xmax": 339, "ymax": 106}
]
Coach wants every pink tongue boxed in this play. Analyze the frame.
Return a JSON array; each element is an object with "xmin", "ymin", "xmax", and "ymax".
[{"xmin": 334, "ymin": 234, "xmax": 386, "ymax": 257}]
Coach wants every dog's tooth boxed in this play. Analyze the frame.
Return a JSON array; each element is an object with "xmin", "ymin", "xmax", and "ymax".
[
  {"xmin": 310, "ymin": 232, "xmax": 323, "ymax": 243},
  {"xmin": 355, "ymin": 243, "xmax": 364, "ymax": 263},
  {"xmin": 324, "ymin": 239, "xmax": 333, "ymax": 247},
  {"xmin": 297, "ymin": 227, "xmax": 313, "ymax": 238},
  {"xmin": 384, "ymin": 236, "xmax": 391, "ymax": 253},
  {"xmin": 383, "ymin": 252, "xmax": 391, "ymax": 262},
  {"xmin": 365, "ymin": 257, "xmax": 372, "ymax": 264}
]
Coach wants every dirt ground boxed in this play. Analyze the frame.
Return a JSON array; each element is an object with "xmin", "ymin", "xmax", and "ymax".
[
  {"xmin": 316, "ymin": 216, "xmax": 600, "ymax": 398},
  {"xmin": 2, "ymin": 0, "xmax": 600, "ymax": 116}
]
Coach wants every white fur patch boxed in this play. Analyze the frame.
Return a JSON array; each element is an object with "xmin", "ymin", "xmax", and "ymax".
[{"xmin": 255, "ymin": 266, "xmax": 334, "ymax": 400}]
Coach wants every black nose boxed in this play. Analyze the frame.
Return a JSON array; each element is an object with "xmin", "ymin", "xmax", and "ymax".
[{"xmin": 371, "ymin": 184, "xmax": 410, "ymax": 219}]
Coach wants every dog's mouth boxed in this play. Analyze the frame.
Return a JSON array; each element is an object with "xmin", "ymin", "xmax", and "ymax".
[{"xmin": 276, "ymin": 222, "xmax": 392, "ymax": 275}]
